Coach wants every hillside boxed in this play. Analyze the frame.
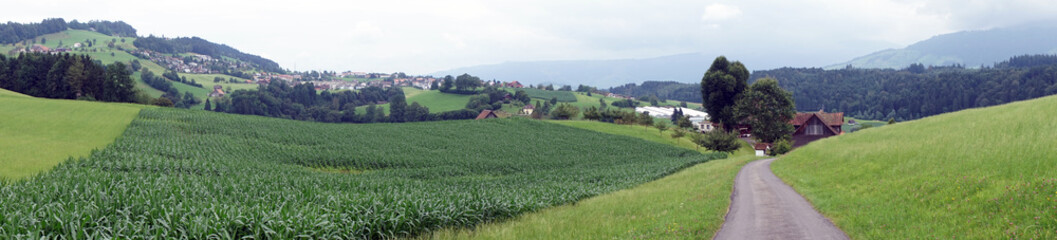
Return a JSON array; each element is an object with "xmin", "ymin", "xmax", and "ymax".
[
  {"xmin": 0, "ymin": 107, "xmax": 722, "ymax": 238},
  {"xmin": 434, "ymin": 53, "xmax": 714, "ymax": 88},
  {"xmin": 828, "ymin": 21, "xmax": 1057, "ymax": 69},
  {"xmin": 771, "ymin": 94, "xmax": 1057, "ymax": 238},
  {"xmin": 0, "ymin": 89, "xmax": 145, "ymax": 180}
]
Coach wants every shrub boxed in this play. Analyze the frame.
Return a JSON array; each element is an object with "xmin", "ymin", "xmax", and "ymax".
[
  {"xmin": 770, "ymin": 139, "xmax": 792, "ymax": 156},
  {"xmin": 702, "ymin": 130, "xmax": 741, "ymax": 153}
]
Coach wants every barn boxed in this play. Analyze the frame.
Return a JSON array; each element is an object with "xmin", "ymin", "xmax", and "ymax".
[{"xmin": 789, "ymin": 111, "xmax": 844, "ymax": 148}]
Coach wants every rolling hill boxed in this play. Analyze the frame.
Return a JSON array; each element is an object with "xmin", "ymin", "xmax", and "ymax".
[
  {"xmin": 0, "ymin": 88, "xmax": 145, "ymax": 180},
  {"xmin": 0, "ymin": 103, "xmax": 725, "ymax": 238},
  {"xmin": 827, "ymin": 21, "xmax": 1057, "ymax": 69},
  {"xmin": 771, "ymin": 93, "xmax": 1057, "ymax": 238}
]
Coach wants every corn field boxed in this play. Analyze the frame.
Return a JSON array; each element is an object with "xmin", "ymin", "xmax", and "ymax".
[{"xmin": 0, "ymin": 108, "xmax": 722, "ymax": 239}]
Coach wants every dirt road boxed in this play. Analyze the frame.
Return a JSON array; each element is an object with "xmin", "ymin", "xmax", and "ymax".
[{"xmin": 713, "ymin": 158, "xmax": 849, "ymax": 240}]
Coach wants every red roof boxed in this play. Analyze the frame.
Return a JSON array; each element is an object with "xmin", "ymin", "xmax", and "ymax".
[
  {"xmin": 754, "ymin": 143, "xmax": 771, "ymax": 150},
  {"xmin": 475, "ymin": 110, "xmax": 498, "ymax": 120},
  {"xmin": 790, "ymin": 111, "xmax": 844, "ymax": 135},
  {"xmin": 790, "ymin": 111, "xmax": 844, "ymax": 126}
]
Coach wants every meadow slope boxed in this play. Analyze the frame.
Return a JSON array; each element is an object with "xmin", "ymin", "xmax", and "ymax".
[
  {"xmin": 0, "ymin": 90, "xmax": 144, "ymax": 180},
  {"xmin": 772, "ymin": 94, "xmax": 1057, "ymax": 239}
]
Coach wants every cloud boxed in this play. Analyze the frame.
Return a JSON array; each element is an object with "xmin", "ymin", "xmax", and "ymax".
[{"xmin": 701, "ymin": 3, "xmax": 742, "ymax": 22}]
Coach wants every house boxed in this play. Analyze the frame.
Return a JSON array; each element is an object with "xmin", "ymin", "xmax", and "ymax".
[
  {"xmin": 789, "ymin": 110, "xmax": 844, "ymax": 148},
  {"xmin": 694, "ymin": 121, "xmax": 715, "ymax": 132},
  {"xmin": 520, "ymin": 104, "xmax": 535, "ymax": 115},
  {"xmin": 208, "ymin": 85, "xmax": 226, "ymax": 98},
  {"xmin": 475, "ymin": 110, "xmax": 499, "ymax": 120},
  {"xmin": 754, "ymin": 143, "xmax": 771, "ymax": 156},
  {"xmin": 506, "ymin": 81, "xmax": 523, "ymax": 88}
]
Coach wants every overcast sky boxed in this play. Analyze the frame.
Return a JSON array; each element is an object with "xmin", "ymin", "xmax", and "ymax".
[{"xmin": 7, "ymin": 0, "xmax": 1057, "ymax": 74}]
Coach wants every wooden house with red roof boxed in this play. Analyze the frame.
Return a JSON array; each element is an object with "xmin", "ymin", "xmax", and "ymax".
[{"xmin": 789, "ymin": 111, "xmax": 844, "ymax": 148}]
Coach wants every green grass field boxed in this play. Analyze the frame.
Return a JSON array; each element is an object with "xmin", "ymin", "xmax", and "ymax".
[
  {"xmin": 842, "ymin": 117, "xmax": 887, "ymax": 132},
  {"xmin": 428, "ymin": 120, "xmax": 756, "ymax": 239},
  {"xmin": 356, "ymin": 87, "xmax": 473, "ymax": 115},
  {"xmin": 0, "ymin": 90, "xmax": 145, "ymax": 180},
  {"xmin": 772, "ymin": 95, "xmax": 1057, "ymax": 239}
]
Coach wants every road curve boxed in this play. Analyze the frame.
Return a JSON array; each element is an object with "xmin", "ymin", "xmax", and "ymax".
[{"xmin": 713, "ymin": 158, "xmax": 849, "ymax": 240}]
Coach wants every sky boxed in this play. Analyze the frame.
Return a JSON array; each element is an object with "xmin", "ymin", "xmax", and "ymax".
[{"xmin": 7, "ymin": 0, "xmax": 1057, "ymax": 74}]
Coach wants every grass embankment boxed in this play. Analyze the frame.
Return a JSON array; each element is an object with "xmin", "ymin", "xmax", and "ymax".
[
  {"xmin": 0, "ymin": 90, "xmax": 144, "ymax": 180},
  {"xmin": 429, "ymin": 120, "xmax": 757, "ymax": 239},
  {"xmin": 772, "ymin": 95, "xmax": 1057, "ymax": 239}
]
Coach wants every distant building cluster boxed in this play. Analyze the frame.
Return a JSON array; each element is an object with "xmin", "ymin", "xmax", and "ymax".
[{"xmin": 131, "ymin": 49, "xmax": 252, "ymax": 74}]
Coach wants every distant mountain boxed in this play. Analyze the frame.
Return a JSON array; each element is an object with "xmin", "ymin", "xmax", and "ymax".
[
  {"xmin": 434, "ymin": 53, "xmax": 715, "ymax": 88},
  {"xmin": 828, "ymin": 22, "xmax": 1057, "ymax": 69}
]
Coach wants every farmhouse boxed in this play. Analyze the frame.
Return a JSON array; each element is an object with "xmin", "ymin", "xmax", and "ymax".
[
  {"xmin": 505, "ymin": 81, "xmax": 524, "ymax": 88},
  {"xmin": 520, "ymin": 104, "xmax": 535, "ymax": 115},
  {"xmin": 208, "ymin": 85, "xmax": 225, "ymax": 98},
  {"xmin": 475, "ymin": 110, "xmax": 498, "ymax": 120},
  {"xmin": 789, "ymin": 111, "xmax": 844, "ymax": 148}
]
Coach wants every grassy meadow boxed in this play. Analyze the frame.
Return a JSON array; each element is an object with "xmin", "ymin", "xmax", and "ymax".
[
  {"xmin": 771, "ymin": 94, "xmax": 1057, "ymax": 239},
  {"xmin": 0, "ymin": 91, "xmax": 145, "ymax": 180}
]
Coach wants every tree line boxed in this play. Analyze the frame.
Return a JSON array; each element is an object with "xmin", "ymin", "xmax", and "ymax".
[
  {"xmin": 209, "ymin": 81, "xmax": 479, "ymax": 123},
  {"xmin": 0, "ymin": 18, "xmax": 137, "ymax": 45},
  {"xmin": 134, "ymin": 36, "xmax": 284, "ymax": 73},
  {"xmin": 0, "ymin": 18, "xmax": 68, "ymax": 44},
  {"xmin": 605, "ymin": 54, "xmax": 1057, "ymax": 121},
  {"xmin": 752, "ymin": 54, "xmax": 1057, "ymax": 121},
  {"xmin": 0, "ymin": 53, "xmax": 138, "ymax": 103}
]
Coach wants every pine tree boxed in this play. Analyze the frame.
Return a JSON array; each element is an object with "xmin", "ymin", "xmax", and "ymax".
[{"xmin": 204, "ymin": 98, "xmax": 212, "ymax": 111}]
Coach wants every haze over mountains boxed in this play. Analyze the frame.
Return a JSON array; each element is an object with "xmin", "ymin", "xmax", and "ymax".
[{"xmin": 436, "ymin": 21, "xmax": 1057, "ymax": 88}]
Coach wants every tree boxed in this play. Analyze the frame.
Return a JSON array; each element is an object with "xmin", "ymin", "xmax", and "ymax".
[
  {"xmin": 454, "ymin": 73, "xmax": 481, "ymax": 92},
  {"xmin": 638, "ymin": 112, "xmax": 654, "ymax": 129},
  {"xmin": 655, "ymin": 121, "xmax": 668, "ymax": 134},
  {"xmin": 701, "ymin": 56, "xmax": 749, "ymax": 131},
  {"xmin": 676, "ymin": 115, "xmax": 693, "ymax": 129},
  {"xmin": 688, "ymin": 132, "xmax": 706, "ymax": 150},
  {"xmin": 599, "ymin": 98, "xmax": 607, "ymax": 109},
  {"xmin": 514, "ymin": 90, "xmax": 530, "ymax": 103},
  {"xmin": 440, "ymin": 75, "xmax": 454, "ymax": 92},
  {"xmin": 671, "ymin": 128, "xmax": 687, "ymax": 140},
  {"xmin": 888, "ymin": 118, "xmax": 896, "ymax": 124},
  {"xmin": 550, "ymin": 103, "xmax": 580, "ymax": 120},
  {"xmin": 204, "ymin": 98, "xmax": 212, "ymax": 111},
  {"xmin": 582, "ymin": 106, "xmax": 601, "ymax": 120},
  {"xmin": 102, "ymin": 62, "xmax": 135, "ymax": 102},
  {"xmin": 734, "ymin": 77, "xmax": 796, "ymax": 143},
  {"xmin": 364, "ymin": 103, "xmax": 378, "ymax": 123},
  {"xmin": 701, "ymin": 130, "xmax": 741, "ymax": 153},
  {"xmin": 388, "ymin": 89, "xmax": 407, "ymax": 122},
  {"xmin": 430, "ymin": 80, "xmax": 439, "ymax": 90}
]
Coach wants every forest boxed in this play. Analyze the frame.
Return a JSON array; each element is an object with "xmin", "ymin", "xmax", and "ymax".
[
  {"xmin": 133, "ymin": 36, "xmax": 285, "ymax": 73},
  {"xmin": 0, "ymin": 53, "xmax": 138, "ymax": 103},
  {"xmin": 609, "ymin": 55, "xmax": 1057, "ymax": 121},
  {"xmin": 752, "ymin": 54, "xmax": 1057, "ymax": 121},
  {"xmin": 0, "ymin": 18, "xmax": 136, "ymax": 45}
]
